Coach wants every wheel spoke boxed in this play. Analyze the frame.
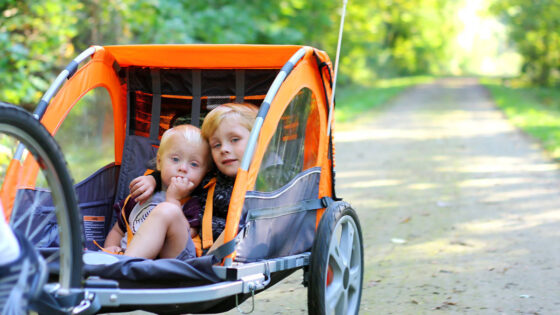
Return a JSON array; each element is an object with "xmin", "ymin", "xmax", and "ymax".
[
  {"xmin": 28, "ymin": 210, "xmax": 56, "ymax": 241},
  {"xmin": 335, "ymin": 289, "xmax": 349, "ymax": 315},
  {"xmin": 326, "ymin": 281, "xmax": 344, "ymax": 312},
  {"xmin": 341, "ymin": 222, "xmax": 355, "ymax": 267},
  {"xmin": 45, "ymin": 250, "xmax": 60, "ymax": 264},
  {"xmin": 348, "ymin": 265, "xmax": 361, "ymax": 291},
  {"xmin": 10, "ymin": 199, "xmax": 34, "ymax": 230},
  {"xmin": 329, "ymin": 243, "xmax": 345, "ymax": 272}
]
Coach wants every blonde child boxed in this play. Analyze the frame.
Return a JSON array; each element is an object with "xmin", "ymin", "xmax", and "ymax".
[
  {"xmin": 130, "ymin": 103, "xmax": 258, "ymax": 251},
  {"xmin": 104, "ymin": 124, "xmax": 211, "ymax": 259}
]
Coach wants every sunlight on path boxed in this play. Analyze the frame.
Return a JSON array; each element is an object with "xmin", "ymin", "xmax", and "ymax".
[{"xmin": 333, "ymin": 78, "xmax": 560, "ymax": 314}]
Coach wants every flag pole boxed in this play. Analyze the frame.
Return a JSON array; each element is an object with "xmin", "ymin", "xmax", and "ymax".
[{"xmin": 327, "ymin": 0, "xmax": 349, "ymax": 137}]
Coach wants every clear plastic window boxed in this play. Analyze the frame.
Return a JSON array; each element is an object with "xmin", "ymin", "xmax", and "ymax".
[
  {"xmin": 255, "ymin": 88, "xmax": 319, "ymax": 192},
  {"xmin": 54, "ymin": 87, "xmax": 114, "ymax": 183}
]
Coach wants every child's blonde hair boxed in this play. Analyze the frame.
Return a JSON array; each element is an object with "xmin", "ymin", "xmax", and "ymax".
[
  {"xmin": 201, "ymin": 103, "xmax": 259, "ymax": 140},
  {"xmin": 158, "ymin": 124, "xmax": 210, "ymax": 158}
]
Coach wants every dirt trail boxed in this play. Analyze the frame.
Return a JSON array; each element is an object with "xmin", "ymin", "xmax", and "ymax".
[{"xmin": 226, "ymin": 77, "xmax": 560, "ymax": 314}]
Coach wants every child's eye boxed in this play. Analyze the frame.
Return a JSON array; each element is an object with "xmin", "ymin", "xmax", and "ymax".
[
  {"xmin": 231, "ymin": 137, "xmax": 239, "ymax": 143},
  {"xmin": 171, "ymin": 157, "xmax": 180, "ymax": 163},
  {"xmin": 190, "ymin": 162, "xmax": 199, "ymax": 168},
  {"xmin": 212, "ymin": 143, "xmax": 221, "ymax": 149}
]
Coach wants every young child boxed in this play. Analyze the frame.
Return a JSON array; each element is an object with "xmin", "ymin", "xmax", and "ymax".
[
  {"xmin": 130, "ymin": 103, "xmax": 258, "ymax": 252},
  {"xmin": 104, "ymin": 124, "xmax": 211, "ymax": 259}
]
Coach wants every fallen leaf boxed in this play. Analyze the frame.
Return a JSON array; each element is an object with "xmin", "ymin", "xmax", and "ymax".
[
  {"xmin": 400, "ymin": 216, "xmax": 411, "ymax": 223},
  {"xmin": 439, "ymin": 269, "xmax": 454, "ymax": 274},
  {"xmin": 450, "ymin": 240, "xmax": 472, "ymax": 247}
]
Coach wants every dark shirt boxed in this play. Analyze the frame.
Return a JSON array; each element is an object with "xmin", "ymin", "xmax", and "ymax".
[{"xmin": 199, "ymin": 171, "xmax": 235, "ymax": 240}]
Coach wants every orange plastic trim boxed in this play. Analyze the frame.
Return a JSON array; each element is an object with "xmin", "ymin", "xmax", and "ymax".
[{"xmin": 104, "ymin": 45, "xmax": 304, "ymax": 69}]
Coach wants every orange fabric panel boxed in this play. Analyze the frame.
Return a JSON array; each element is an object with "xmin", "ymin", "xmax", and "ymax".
[
  {"xmin": 19, "ymin": 154, "xmax": 39, "ymax": 189},
  {"xmin": 104, "ymin": 45, "xmax": 303, "ymax": 69},
  {"xmin": 0, "ymin": 159, "xmax": 22, "ymax": 221},
  {"xmin": 303, "ymin": 96, "xmax": 321, "ymax": 170},
  {"xmin": 313, "ymin": 48, "xmax": 335, "ymax": 228},
  {"xmin": 222, "ymin": 169, "xmax": 249, "ymax": 261},
  {"xmin": 18, "ymin": 47, "xmax": 126, "ymax": 188}
]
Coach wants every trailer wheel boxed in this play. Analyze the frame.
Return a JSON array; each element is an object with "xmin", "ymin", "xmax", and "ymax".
[
  {"xmin": 308, "ymin": 201, "xmax": 363, "ymax": 315},
  {"xmin": 0, "ymin": 103, "xmax": 82, "ymax": 292}
]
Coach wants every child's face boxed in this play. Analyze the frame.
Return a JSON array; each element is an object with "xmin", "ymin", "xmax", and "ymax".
[
  {"xmin": 157, "ymin": 134, "xmax": 209, "ymax": 191},
  {"xmin": 208, "ymin": 116, "xmax": 251, "ymax": 177}
]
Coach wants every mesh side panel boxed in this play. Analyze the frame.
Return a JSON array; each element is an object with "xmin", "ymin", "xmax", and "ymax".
[
  {"xmin": 235, "ymin": 168, "xmax": 321, "ymax": 262},
  {"xmin": 11, "ymin": 164, "xmax": 119, "ymax": 250}
]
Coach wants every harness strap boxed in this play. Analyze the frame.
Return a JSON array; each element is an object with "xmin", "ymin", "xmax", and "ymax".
[
  {"xmin": 202, "ymin": 177, "xmax": 217, "ymax": 250},
  {"xmin": 92, "ymin": 240, "xmax": 123, "ymax": 255},
  {"xmin": 121, "ymin": 195, "xmax": 134, "ymax": 246},
  {"xmin": 210, "ymin": 236, "xmax": 239, "ymax": 261}
]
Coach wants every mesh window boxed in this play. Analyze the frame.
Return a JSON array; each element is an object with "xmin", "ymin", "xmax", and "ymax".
[
  {"xmin": 255, "ymin": 88, "xmax": 319, "ymax": 191},
  {"xmin": 54, "ymin": 87, "xmax": 114, "ymax": 183}
]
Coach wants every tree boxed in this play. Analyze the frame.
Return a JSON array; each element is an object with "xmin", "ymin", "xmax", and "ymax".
[{"xmin": 490, "ymin": 0, "xmax": 560, "ymax": 86}]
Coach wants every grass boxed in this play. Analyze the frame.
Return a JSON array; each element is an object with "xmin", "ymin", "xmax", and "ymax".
[
  {"xmin": 335, "ymin": 76, "xmax": 434, "ymax": 125},
  {"xmin": 481, "ymin": 78, "xmax": 560, "ymax": 160}
]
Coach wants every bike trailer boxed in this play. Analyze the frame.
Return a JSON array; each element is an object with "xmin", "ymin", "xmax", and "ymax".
[{"xmin": 1, "ymin": 45, "xmax": 363, "ymax": 314}]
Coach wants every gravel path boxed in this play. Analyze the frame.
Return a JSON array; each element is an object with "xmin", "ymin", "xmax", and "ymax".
[{"xmin": 227, "ymin": 77, "xmax": 560, "ymax": 314}]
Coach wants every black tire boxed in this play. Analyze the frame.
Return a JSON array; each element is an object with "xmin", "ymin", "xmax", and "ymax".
[
  {"xmin": 0, "ymin": 103, "xmax": 82, "ymax": 290},
  {"xmin": 308, "ymin": 201, "xmax": 363, "ymax": 315}
]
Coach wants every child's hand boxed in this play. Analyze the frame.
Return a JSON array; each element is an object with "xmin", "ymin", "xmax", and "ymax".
[
  {"xmin": 129, "ymin": 176, "xmax": 156, "ymax": 204},
  {"xmin": 166, "ymin": 176, "xmax": 196, "ymax": 205},
  {"xmin": 104, "ymin": 245, "xmax": 123, "ymax": 254}
]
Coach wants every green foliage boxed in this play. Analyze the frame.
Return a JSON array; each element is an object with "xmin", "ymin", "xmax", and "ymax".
[
  {"xmin": 0, "ymin": 0, "xmax": 465, "ymax": 109},
  {"xmin": 482, "ymin": 78, "xmax": 560, "ymax": 158},
  {"xmin": 489, "ymin": 0, "xmax": 560, "ymax": 86},
  {"xmin": 338, "ymin": 0, "xmax": 461, "ymax": 82},
  {"xmin": 0, "ymin": 0, "xmax": 81, "ymax": 107}
]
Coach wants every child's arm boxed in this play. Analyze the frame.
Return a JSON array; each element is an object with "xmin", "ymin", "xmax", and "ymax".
[
  {"xmin": 104, "ymin": 223, "xmax": 125, "ymax": 253},
  {"xmin": 129, "ymin": 175, "xmax": 157, "ymax": 204}
]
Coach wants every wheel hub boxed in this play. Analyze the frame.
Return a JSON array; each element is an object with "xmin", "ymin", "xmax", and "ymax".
[{"xmin": 343, "ymin": 267, "xmax": 350, "ymax": 289}]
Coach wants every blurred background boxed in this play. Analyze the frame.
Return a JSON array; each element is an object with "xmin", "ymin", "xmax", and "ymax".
[
  {"xmin": 1, "ymin": 0, "xmax": 559, "ymax": 179},
  {"xmin": 1, "ymin": 0, "xmax": 558, "ymax": 107}
]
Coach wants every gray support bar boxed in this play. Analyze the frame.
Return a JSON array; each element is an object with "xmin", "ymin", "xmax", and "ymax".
[
  {"xmin": 235, "ymin": 70, "xmax": 245, "ymax": 103},
  {"xmin": 150, "ymin": 69, "xmax": 161, "ymax": 139},
  {"xmin": 191, "ymin": 70, "xmax": 202, "ymax": 127},
  {"xmin": 126, "ymin": 68, "xmax": 135, "ymax": 135}
]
